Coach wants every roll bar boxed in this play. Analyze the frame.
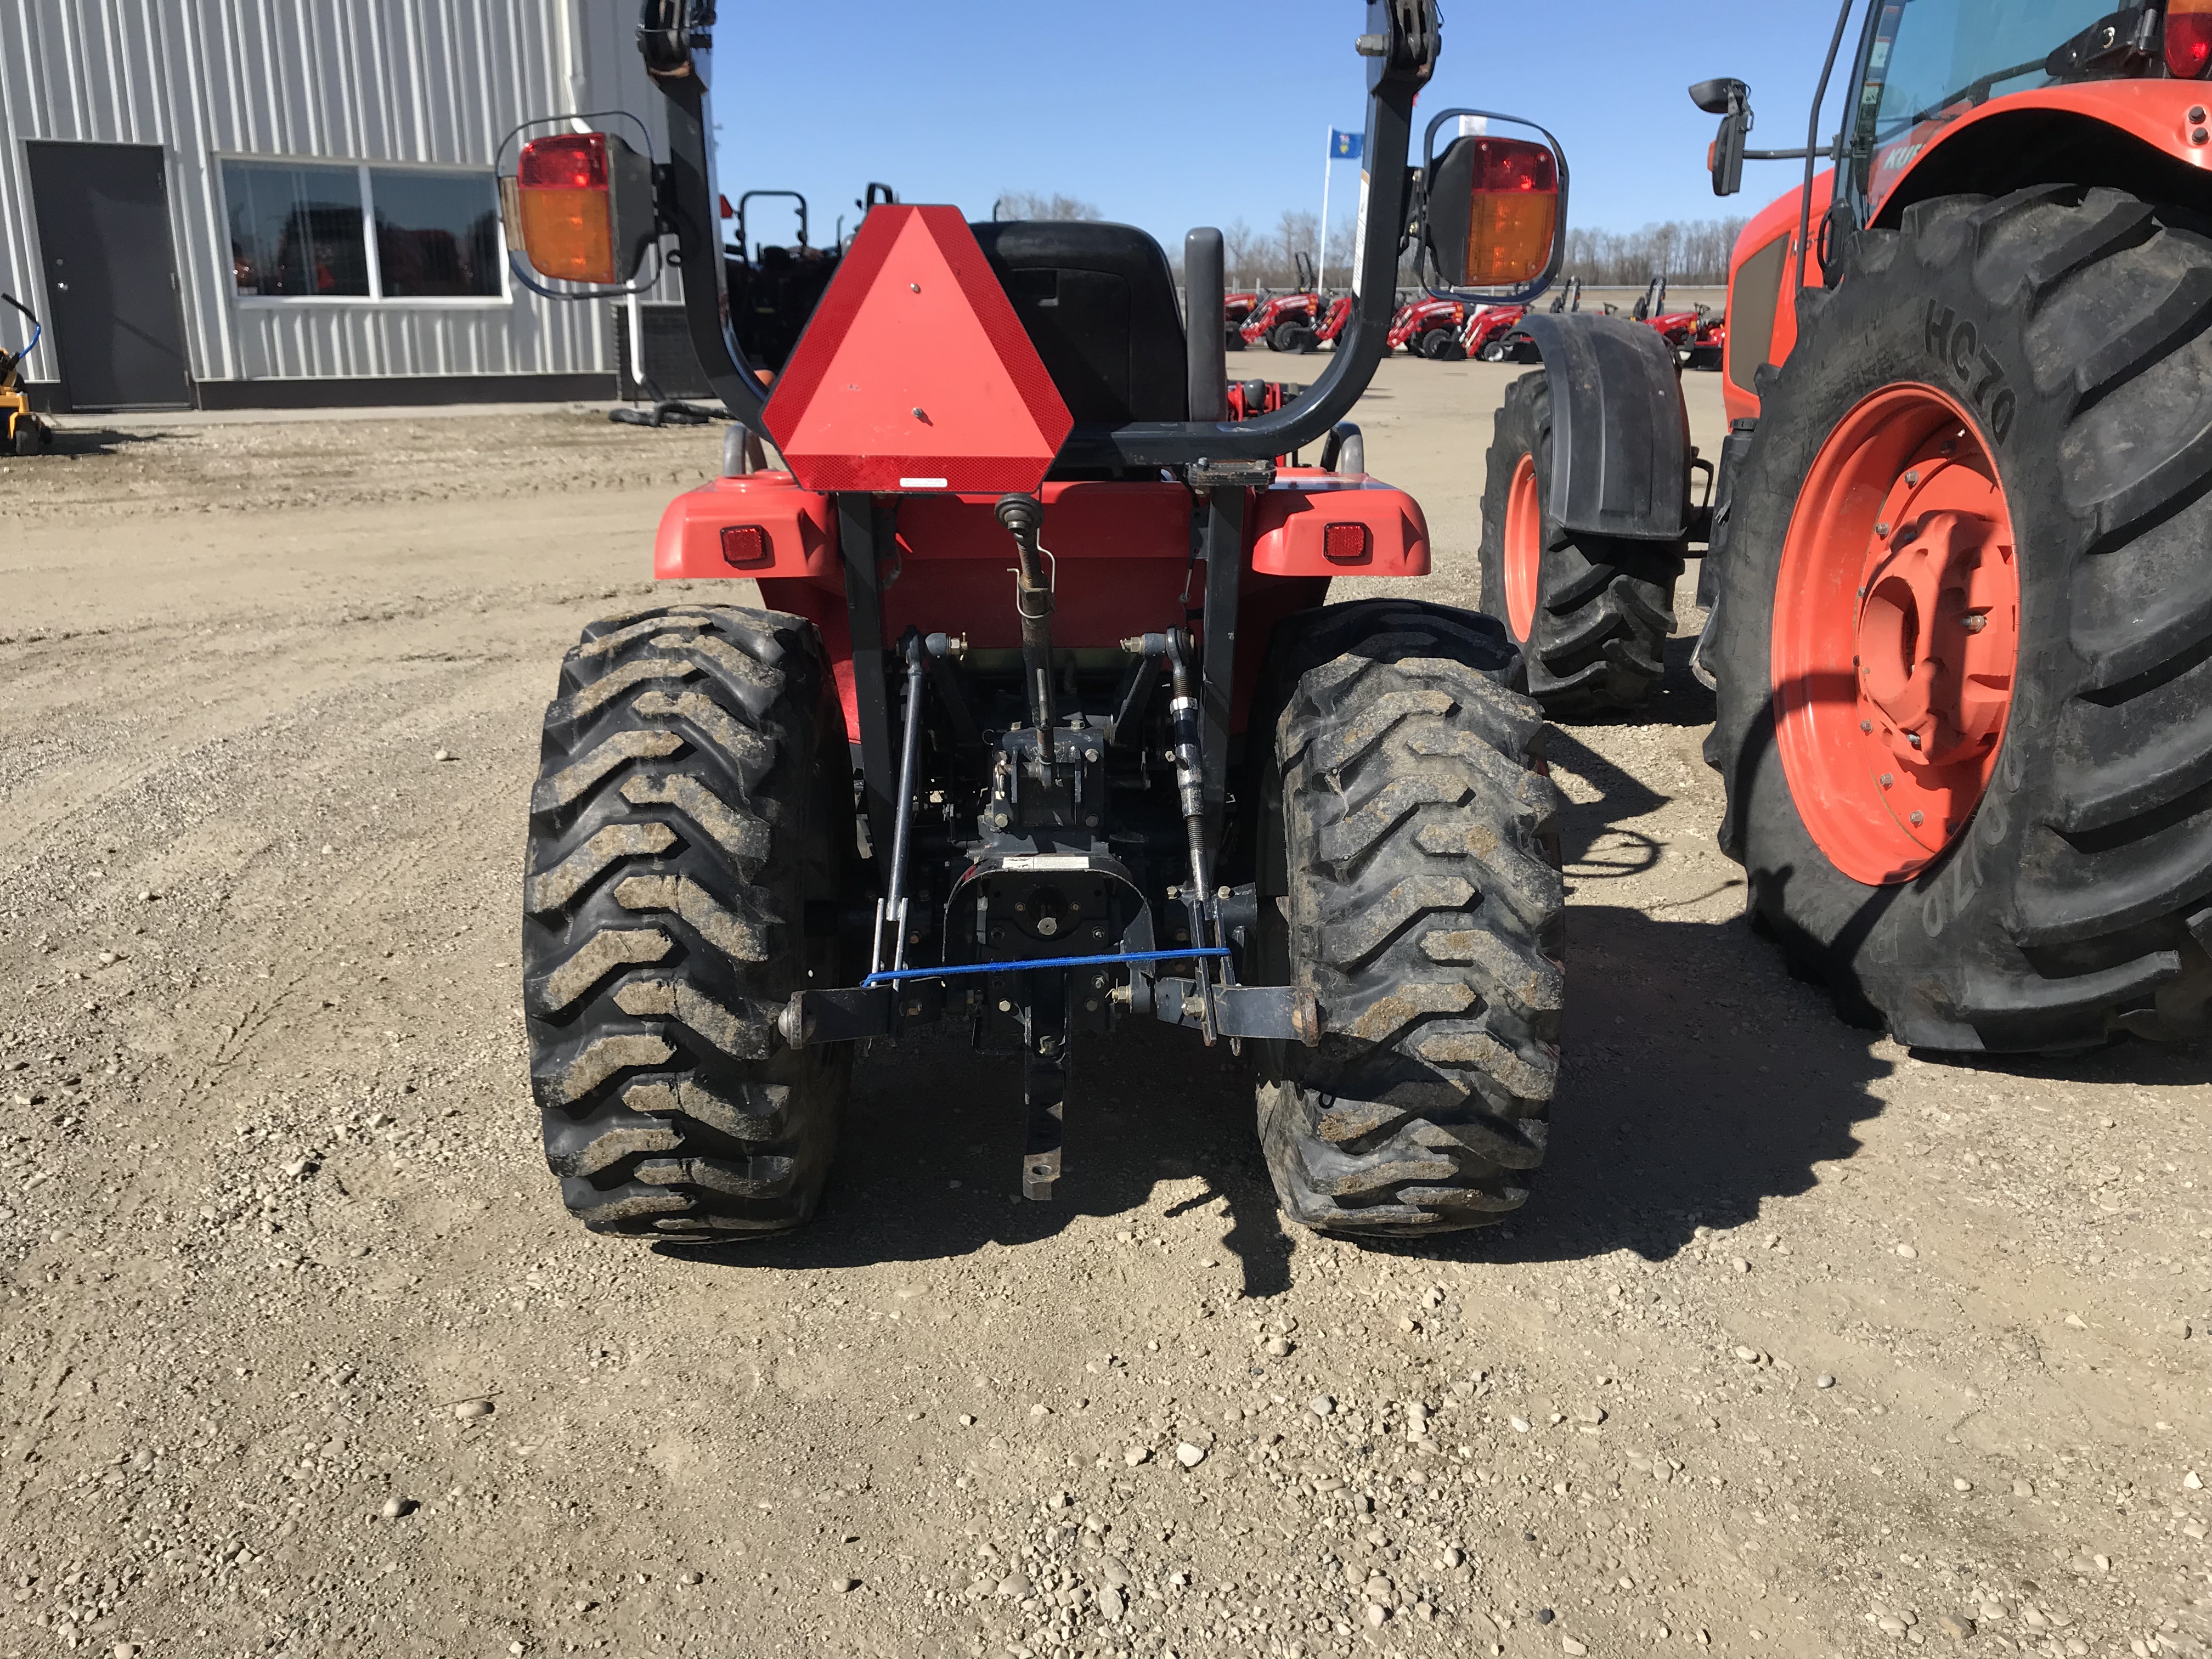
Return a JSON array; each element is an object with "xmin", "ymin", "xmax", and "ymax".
[{"xmin": 637, "ymin": 0, "xmax": 1439, "ymax": 469}]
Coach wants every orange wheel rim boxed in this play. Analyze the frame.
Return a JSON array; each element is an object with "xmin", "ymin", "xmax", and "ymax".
[
  {"xmin": 1503, "ymin": 453, "xmax": 1543, "ymax": 640},
  {"xmin": 1773, "ymin": 382, "xmax": 2021, "ymax": 885}
]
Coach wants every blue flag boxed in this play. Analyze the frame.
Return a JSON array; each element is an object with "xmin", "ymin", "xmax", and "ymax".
[{"xmin": 1329, "ymin": 129, "xmax": 1363, "ymax": 160}]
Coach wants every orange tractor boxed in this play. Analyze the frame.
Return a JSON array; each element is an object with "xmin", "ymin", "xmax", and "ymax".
[{"xmin": 1479, "ymin": 0, "xmax": 2212, "ymax": 1053}]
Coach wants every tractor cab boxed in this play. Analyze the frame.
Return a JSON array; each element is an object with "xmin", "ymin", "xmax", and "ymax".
[{"xmin": 1694, "ymin": 0, "xmax": 2212, "ymax": 421}]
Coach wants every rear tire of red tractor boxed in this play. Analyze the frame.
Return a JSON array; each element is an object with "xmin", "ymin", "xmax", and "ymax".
[
  {"xmin": 1707, "ymin": 185, "xmax": 2212, "ymax": 1052},
  {"xmin": 522, "ymin": 605, "xmax": 857, "ymax": 1237},
  {"xmin": 1248, "ymin": 599, "xmax": 1566, "ymax": 1236},
  {"xmin": 1477, "ymin": 370, "xmax": 1683, "ymax": 718}
]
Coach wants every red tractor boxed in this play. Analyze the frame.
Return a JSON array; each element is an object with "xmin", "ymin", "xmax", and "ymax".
[
  {"xmin": 1478, "ymin": 0, "xmax": 2212, "ymax": 1055},
  {"xmin": 1387, "ymin": 295, "xmax": 1470, "ymax": 357},
  {"xmin": 1630, "ymin": 274, "xmax": 1726, "ymax": 370},
  {"xmin": 507, "ymin": 1, "xmax": 1574, "ymax": 1240},
  {"xmin": 1240, "ymin": 253, "xmax": 1327, "ymax": 352},
  {"xmin": 1223, "ymin": 289, "xmax": 1260, "ymax": 351},
  {"xmin": 1679, "ymin": 310, "xmax": 1725, "ymax": 370},
  {"xmin": 1314, "ymin": 292, "xmax": 1355, "ymax": 346},
  {"xmin": 1462, "ymin": 302, "xmax": 1530, "ymax": 361}
]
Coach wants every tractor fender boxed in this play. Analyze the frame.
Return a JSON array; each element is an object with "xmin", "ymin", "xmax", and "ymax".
[{"xmin": 1511, "ymin": 313, "xmax": 1690, "ymax": 541}]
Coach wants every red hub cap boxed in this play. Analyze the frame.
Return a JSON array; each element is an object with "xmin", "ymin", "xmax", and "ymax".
[
  {"xmin": 1503, "ymin": 453, "xmax": 1543, "ymax": 640},
  {"xmin": 1772, "ymin": 383, "xmax": 2021, "ymax": 885}
]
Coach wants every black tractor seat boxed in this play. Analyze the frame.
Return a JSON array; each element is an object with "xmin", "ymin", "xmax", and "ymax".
[{"xmin": 969, "ymin": 220, "xmax": 1188, "ymax": 426}]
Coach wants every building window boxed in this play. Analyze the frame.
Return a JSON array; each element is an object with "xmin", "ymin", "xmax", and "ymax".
[
  {"xmin": 221, "ymin": 159, "xmax": 504, "ymax": 301},
  {"xmin": 224, "ymin": 161, "xmax": 369, "ymax": 297},
  {"xmin": 371, "ymin": 167, "xmax": 503, "ymax": 298}
]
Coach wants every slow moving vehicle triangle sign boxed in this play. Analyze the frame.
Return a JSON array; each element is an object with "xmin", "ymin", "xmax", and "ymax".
[{"xmin": 763, "ymin": 205, "xmax": 1074, "ymax": 495}]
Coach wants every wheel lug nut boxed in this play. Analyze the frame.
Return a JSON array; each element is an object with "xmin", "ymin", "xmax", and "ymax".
[
  {"xmin": 1880, "ymin": 773, "xmax": 1895, "ymax": 788},
  {"xmin": 1860, "ymin": 720, "xmax": 1874, "ymax": 733},
  {"xmin": 1908, "ymin": 731, "xmax": 1922, "ymax": 749},
  {"xmin": 1961, "ymin": 613, "xmax": 1987, "ymax": 633},
  {"xmin": 1909, "ymin": 811, "xmax": 1925, "ymax": 826},
  {"xmin": 1904, "ymin": 470, "xmax": 1920, "ymax": 486},
  {"xmin": 1875, "ymin": 521, "xmax": 1892, "ymax": 538}
]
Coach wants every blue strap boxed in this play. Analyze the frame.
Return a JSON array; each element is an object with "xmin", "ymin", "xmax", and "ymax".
[{"xmin": 861, "ymin": 947, "xmax": 1228, "ymax": 989}]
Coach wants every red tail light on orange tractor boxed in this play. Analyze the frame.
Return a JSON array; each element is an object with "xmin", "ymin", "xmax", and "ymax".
[
  {"xmin": 2170, "ymin": 0, "xmax": 2212, "ymax": 77},
  {"xmin": 504, "ymin": 132, "xmax": 658, "ymax": 286}
]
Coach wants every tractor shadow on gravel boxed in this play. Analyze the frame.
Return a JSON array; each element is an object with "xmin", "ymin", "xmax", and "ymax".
[{"xmin": 663, "ymin": 1017, "xmax": 1301, "ymax": 1295}]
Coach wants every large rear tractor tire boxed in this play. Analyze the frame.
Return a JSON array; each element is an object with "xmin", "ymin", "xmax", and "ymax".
[
  {"xmin": 1249, "ymin": 599, "xmax": 1567, "ymax": 1235},
  {"xmin": 1477, "ymin": 370, "xmax": 1683, "ymax": 718},
  {"xmin": 522, "ymin": 604, "xmax": 857, "ymax": 1237},
  {"xmin": 1707, "ymin": 184, "xmax": 2212, "ymax": 1052}
]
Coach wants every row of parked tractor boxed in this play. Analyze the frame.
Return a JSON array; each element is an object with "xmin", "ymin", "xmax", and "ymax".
[{"xmin": 1229, "ymin": 270, "xmax": 1725, "ymax": 370}]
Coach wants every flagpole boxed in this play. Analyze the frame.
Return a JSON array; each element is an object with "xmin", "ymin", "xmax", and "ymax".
[{"xmin": 1318, "ymin": 127, "xmax": 1331, "ymax": 291}]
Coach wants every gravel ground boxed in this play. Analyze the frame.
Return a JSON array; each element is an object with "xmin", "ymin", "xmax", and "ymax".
[{"xmin": 0, "ymin": 357, "xmax": 2207, "ymax": 1659}]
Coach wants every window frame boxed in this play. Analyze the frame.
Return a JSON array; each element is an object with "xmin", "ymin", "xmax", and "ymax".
[{"xmin": 218, "ymin": 154, "xmax": 512, "ymax": 309}]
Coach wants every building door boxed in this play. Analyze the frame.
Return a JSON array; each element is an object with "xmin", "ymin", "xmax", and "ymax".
[{"xmin": 25, "ymin": 142, "xmax": 192, "ymax": 410}]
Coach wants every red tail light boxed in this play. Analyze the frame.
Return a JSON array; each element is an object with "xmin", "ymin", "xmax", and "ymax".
[
  {"xmin": 720, "ymin": 524, "xmax": 772, "ymax": 568},
  {"xmin": 1322, "ymin": 523, "xmax": 1372, "ymax": 563},
  {"xmin": 518, "ymin": 133, "xmax": 608, "ymax": 191},
  {"xmin": 2170, "ymin": 0, "xmax": 2212, "ymax": 76}
]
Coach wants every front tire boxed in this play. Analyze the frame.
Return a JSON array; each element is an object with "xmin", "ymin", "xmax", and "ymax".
[
  {"xmin": 1250, "ymin": 600, "xmax": 1566, "ymax": 1235},
  {"xmin": 1477, "ymin": 371, "xmax": 1682, "ymax": 718},
  {"xmin": 522, "ymin": 605, "xmax": 857, "ymax": 1237},
  {"xmin": 1708, "ymin": 185, "xmax": 2212, "ymax": 1052}
]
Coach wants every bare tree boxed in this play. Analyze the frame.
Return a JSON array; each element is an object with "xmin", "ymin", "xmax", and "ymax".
[
  {"xmin": 995, "ymin": 190, "xmax": 1104, "ymax": 223},
  {"xmin": 1223, "ymin": 218, "xmax": 1266, "ymax": 289},
  {"xmin": 1275, "ymin": 209, "xmax": 1319, "ymax": 287}
]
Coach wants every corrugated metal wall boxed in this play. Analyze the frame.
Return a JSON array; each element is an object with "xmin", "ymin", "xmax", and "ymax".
[{"xmin": 0, "ymin": 0, "xmax": 673, "ymax": 389}]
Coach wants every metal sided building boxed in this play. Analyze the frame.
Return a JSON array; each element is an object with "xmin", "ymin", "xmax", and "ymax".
[{"xmin": 0, "ymin": 3, "xmax": 668, "ymax": 412}]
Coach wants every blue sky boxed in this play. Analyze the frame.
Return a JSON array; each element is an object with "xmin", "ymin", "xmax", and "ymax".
[{"xmin": 708, "ymin": 1, "xmax": 1860, "ymax": 255}]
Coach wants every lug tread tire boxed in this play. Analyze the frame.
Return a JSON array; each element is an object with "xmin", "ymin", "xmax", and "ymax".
[
  {"xmin": 522, "ymin": 604, "xmax": 854, "ymax": 1238},
  {"xmin": 1252, "ymin": 599, "xmax": 1567, "ymax": 1236},
  {"xmin": 1477, "ymin": 371, "xmax": 1683, "ymax": 719},
  {"xmin": 1708, "ymin": 184, "xmax": 2212, "ymax": 1052}
]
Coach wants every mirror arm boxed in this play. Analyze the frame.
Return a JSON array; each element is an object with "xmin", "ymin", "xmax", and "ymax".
[
  {"xmin": 651, "ymin": 40, "xmax": 774, "ymax": 436},
  {"xmin": 1056, "ymin": 2, "xmax": 1435, "ymax": 470}
]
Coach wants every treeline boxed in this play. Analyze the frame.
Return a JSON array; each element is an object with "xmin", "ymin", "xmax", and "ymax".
[
  {"xmin": 999, "ymin": 188, "xmax": 1748, "ymax": 291},
  {"xmin": 1561, "ymin": 219, "xmax": 1748, "ymax": 286}
]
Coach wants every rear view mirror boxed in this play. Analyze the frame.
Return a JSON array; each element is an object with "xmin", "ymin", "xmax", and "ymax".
[
  {"xmin": 503, "ymin": 132, "xmax": 657, "ymax": 286},
  {"xmin": 1424, "ymin": 124, "xmax": 1566, "ymax": 294},
  {"xmin": 1689, "ymin": 77, "xmax": 1751, "ymax": 198}
]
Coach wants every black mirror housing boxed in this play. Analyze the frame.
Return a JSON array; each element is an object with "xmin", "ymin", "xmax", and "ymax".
[
  {"xmin": 1690, "ymin": 78, "xmax": 1751, "ymax": 197},
  {"xmin": 1418, "ymin": 111, "xmax": 1568, "ymax": 302}
]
